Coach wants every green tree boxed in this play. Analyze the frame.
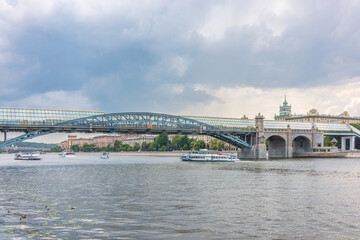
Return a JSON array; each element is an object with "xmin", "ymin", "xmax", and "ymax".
[
  {"xmin": 141, "ymin": 142, "xmax": 147, "ymax": 151},
  {"xmin": 193, "ymin": 140, "xmax": 206, "ymax": 150},
  {"xmin": 147, "ymin": 142, "xmax": 155, "ymax": 151},
  {"xmin": 171, "ymin": 135, "xmax": 182, "ymax": 149},
  {"xmin": 218, "ymin": 141, "xmax": 225, "ymax": 150},
  {"xmin": 113, "ymin": 140, "xmax": 122, "ymax": 151},
  {"xmin": 81, "ymin": 143, "xmax": 95, "ymax": 152},
  {"xmin": 179, "ymin": 135, "xmax": 190, "ymax": 149},
  {"xmin": 121, "ymin": 144, "xmax": 132, "ymax": 151},
  {"xmin": 159, "ymin": 146, "xmax": 167, "ymax": 151},
  {"xmin": 210, "ymin": 138, "xmax": 218, "ymax": 150},
  {"xmin": 105, "ymin": 144, "xmax": 112, "ymax": 152},
  {"xmin": 133, "ymin": 142, "xmax": 141, "ymax": 151},
  {"xmin": 189, "ymin": 138, "xmax": 195, "ymax": 149},
  {"xmin": 51, "ymin": 145, "xmax": 63, "ymax": 152},
  {"xmin": 70, "ymin": 144, "xmax": 80, "ymax": 152},
  {"xmin": 153, "ymin": 134, "xmax": 170, "ymax": 150}
]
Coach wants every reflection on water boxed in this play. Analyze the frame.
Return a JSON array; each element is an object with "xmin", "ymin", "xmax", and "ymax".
[{"xmin": 1, "ymin": 154, "xmax": 360, "ymax": 239}]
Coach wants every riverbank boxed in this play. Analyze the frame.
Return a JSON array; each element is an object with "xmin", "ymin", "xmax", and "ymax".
[
  {"xmin": 50, "ymin": 150, "xmax": 237, "ymax": 157},
  {"xmin": 294, "ymin": 150, "xmax": 360, "ymax": 158},
  {"xmin": 49, "ymin": 151, "xmax": 186, "ymax": 157}
]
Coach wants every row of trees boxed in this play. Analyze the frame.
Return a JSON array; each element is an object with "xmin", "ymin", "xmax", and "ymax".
[
  {"xmin": 138, "ymin": 134, "xmax": 221, "ymax": 151},
  {"xmin": 52, "ymin": 134, "xmax": 228, "ymax": 152}
]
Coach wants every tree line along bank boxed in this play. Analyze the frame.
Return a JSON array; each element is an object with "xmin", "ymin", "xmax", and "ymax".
[{"xmin": 52, "ymin": 134, "xmax": 227, "ymax": 152}]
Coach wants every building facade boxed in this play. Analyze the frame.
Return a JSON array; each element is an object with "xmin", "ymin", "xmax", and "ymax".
[
  {"xmin": 122, "ymin": 135, "xmax": 156, "ymax": 147},
  {"xmin": 59, "ymin": 134, "xmax": 137, "ymax": 149},
  {"xmin": 285, "ymin": 110, "xmax": 360, "ymax": 124},
  {"xmin": 274, "ymin": 97, "xmax": 360, "ymax": 124}
]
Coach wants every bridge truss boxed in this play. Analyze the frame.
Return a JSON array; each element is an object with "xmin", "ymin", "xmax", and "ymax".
[{"xmin": 0, "ymin": 112, "xmax": 253, "ymax": 149}]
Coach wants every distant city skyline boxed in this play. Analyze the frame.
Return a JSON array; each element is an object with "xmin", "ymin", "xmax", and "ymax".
[{"xmin": 1, "ymin": 1, "xmax": 360, "ymax": 120}]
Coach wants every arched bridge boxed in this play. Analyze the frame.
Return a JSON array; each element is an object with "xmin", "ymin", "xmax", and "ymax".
[
  {"xmin": 0, "ymin": 112, "xmax": 253, "ymax": 149},
  {"xmin": 1, "ymin": 107, "xmax": 359, "ymax": 158}
]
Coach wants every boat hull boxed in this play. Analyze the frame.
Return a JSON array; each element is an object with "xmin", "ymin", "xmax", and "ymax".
[
  {"xmin": 181, "ymin": 157, "xmax": 238, "ymax": 162},
  {"xmin": 59, "ymin": 152, "xmax": 76, "ymax": 158},
  {"xmin": 14, "ymin": 153, "xmax": 41, "ymax": 160},
  {"xmin": 180, "ymin": 150, "xmax": 240, "ymax": 162},
  {"xmin": 14, "ymin": 157, "xmax": 41, "ymax": 160},
  {"xmin": 100, "ymin": 153, "xmax": 110, "ymax": 159},
  {"xmin": 59, "ymin": 155, "xmax": 75, "ymax": 158}
]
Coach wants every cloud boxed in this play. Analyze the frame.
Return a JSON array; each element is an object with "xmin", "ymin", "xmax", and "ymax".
[
  {"xmin": 4, "ymin": 90, "xmax": 99, "ymax": 111},
  {"xmin": 196, "ymin": 0, "xmax": 292, "ymax": 42},
  {"xmin": 0, "ymin": 0, "xmax": 360, "ymax": 117},
  {"xmin": 170, "ymin": 56, "xmax": 190, "ymax": 77},
  {"xmin": 179, "ymin": 77, "xmax": 360, "ymax": 119}
]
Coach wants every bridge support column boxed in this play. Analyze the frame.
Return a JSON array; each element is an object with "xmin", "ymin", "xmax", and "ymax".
[
  {"xmin": 238, "ymin": 113, "xmax": 266, "ymax": 160},
  {"xmin": 238, "ymin": 143, "xmax": 266, "ymax": 159},
  {"xmin": 286, "ymin": 125, "xmax": 292, "ymax": 158},
  {"xmin": 256, "ymin": 143, "xmax": 267, "ymax": 159},
  {"xmin": 255, "ymin": 114, "xmax": 267, "ymax": 159},
  {"xmin": 287, "ymin": 146, "xmax": 293, "ymax": 158},
  {"xmin": 341, "ymin": 136, "xmax": 355, "ymax": 151}
]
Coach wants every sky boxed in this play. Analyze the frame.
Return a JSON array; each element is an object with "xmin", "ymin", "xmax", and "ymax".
[{"xmin": 1, "ymin": 0, "xmax": 360, "ymax": 123}]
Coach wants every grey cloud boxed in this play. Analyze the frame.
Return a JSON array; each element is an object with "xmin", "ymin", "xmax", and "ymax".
[{"xmin": 1, "ymin": 0, "xmax": 360, "ymax": 112}]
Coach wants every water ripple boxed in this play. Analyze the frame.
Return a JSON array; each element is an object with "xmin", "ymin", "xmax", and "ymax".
[{"xmin": 1, "ymin": 154, "xmax": 360, "ymax": 239}]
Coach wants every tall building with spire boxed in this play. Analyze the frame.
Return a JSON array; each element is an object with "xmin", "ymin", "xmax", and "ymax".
[{"xmin": 274, "ymin": 95, "xmax": 292, "ymax": 121}]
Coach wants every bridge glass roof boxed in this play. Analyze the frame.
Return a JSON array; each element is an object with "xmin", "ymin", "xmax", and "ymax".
[
  {"xmin": 0, "ymin": 107, "xmax": 105, "ymax": 126},
  {"xmin": 185, "ymin": 116, "xmax": 351, "ymax": 132},
  {"xmin": 0, "ymin": 108, "xmax": 352, "ymax": 132},
  {"xmin": 183, "ymin": 116, "xmax": 255, "ymax": 130},
  {"xmin": 312, "ymin": 122, "xmax": 351, "ymax": 131}
]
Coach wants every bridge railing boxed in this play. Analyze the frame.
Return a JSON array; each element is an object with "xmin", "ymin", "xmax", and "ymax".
[{"xmin": 264, "ymin": 128, "xmax": 322, "ymax": 133}]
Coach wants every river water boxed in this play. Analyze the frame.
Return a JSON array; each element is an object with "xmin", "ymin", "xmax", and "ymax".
[{"xmin": 0, "ymin": 153, "xmax": 360, "ymax": 239}]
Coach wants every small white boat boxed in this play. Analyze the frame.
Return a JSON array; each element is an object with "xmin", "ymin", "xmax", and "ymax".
[
  {"xmin": 100, "ymin": 152, "xmax": 110, "ymax": 159},
  {"xmin": 14, "ymin": 152, "xmax": 41, "ymax": 160},
  {"xmin": 181, "ymin": 149, "xmax": 239, "ymax": 162},
  {"xmin": 59, "ymin": 151, "xmax": 76, "ymax": 158}
]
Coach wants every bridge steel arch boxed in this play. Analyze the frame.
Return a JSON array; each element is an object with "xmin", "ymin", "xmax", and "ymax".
[{"xmin": 0, "ymin": 112, "xmax": 252, "ymax": 149}]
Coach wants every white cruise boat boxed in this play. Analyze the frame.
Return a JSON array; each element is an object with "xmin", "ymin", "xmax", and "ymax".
[
  {"xmin": 181, "ymin": 149, "xmax": 239, "ymax": 162},
  {"xmin": 14, "ymin": 152, "xmax": 41, "ymax": 160},
  {"xmin": 100, "ymin": 152, "xmax": 110, "ymax": 159},
  {"xmin": 59, "ymin": 151, "xmax": 76, "ymax": 158}
]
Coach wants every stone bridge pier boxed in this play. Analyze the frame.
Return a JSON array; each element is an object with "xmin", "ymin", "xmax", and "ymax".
[{"xmin": 238, "ymin": 114, "xmax": 324, "ymax": 159}]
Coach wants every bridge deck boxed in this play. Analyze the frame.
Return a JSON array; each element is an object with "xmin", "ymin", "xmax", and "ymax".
[{"xmin": 0, "ymin": 109, "xmax": 357, "ymax": 149}]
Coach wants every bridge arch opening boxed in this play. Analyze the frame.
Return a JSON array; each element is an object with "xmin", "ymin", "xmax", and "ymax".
[
  {"xmin": 292, "ymin": 136, "xmax": 311, "ymax": 156},
  {"xmin": 266, "ymin": 135, "xmax": 286, "ymax": 159}
]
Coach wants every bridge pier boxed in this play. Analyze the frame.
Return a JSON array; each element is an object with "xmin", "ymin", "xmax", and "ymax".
[
  {"xmin": 239, "ymin": 144, "xmax": 266, "ymax": 159},
  {"xmin": 287, "ymin": 146, "xmax": 293, "ymax": 158},
  {"xmin": 238, "ymin": 114, "xmax": 267, "ymax": 159}
]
